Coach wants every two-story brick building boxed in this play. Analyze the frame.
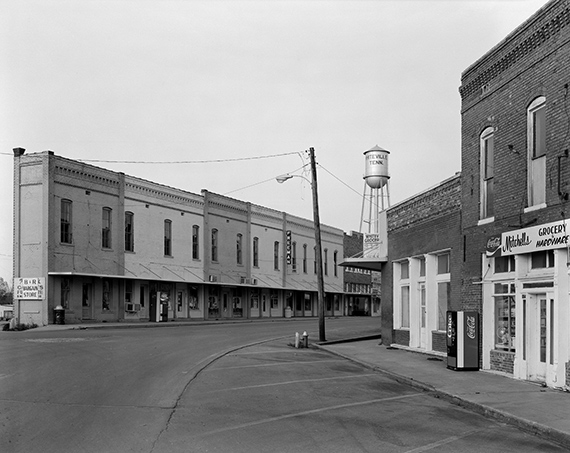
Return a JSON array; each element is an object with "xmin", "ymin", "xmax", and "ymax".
[
  {"xmin": 12, "ymin": 150, "xmax": 345, "ymax": 325},
  {"xmin": 460, "ymin": 0, "xmax": 570, "ymax": 388}
]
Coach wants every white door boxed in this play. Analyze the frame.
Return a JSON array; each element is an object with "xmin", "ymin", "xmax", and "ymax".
[
  {"xmin": 524, "ymin": 293, "xmax": 553, "ymax": 383},
  {"xmin": 419, "ymin": 283, "xmax": 427, "ymax": 349}
]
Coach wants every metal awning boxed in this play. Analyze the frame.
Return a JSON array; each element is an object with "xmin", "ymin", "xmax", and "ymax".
[{"xmin": 339, "ymin": 257, "xmax": 386, "ymax": 272}]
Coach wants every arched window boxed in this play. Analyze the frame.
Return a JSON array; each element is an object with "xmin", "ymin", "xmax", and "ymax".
[
  {"xmin": 527, "ymin": 96, "xmax": 546, "ymax": 207},
  {"xmin": 192, "ymin": 225, "xmax": 199, "ymax": 259},
  {"xmin": 164, "ymin": 220, "xmax": 172, "ymax": 256},
  {"xmin": 125, "ymin": 211, "xmax": 134, "ymax": 252},
  {"xmin": 211, "ymin": 229, "xmax": 218, "ymax": 262},
  {"xmin": 236, "ymin": 233, "xmax": 243, "ymax": 265},
  {"xmin": 480, "ymin": 127, "xmax": 494, "ymax": 219}
]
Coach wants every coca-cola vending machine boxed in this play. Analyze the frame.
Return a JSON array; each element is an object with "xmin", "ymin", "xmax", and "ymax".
[{"xmin": 447, "ymin": 311, "xmax": 479, "ymax": 371}]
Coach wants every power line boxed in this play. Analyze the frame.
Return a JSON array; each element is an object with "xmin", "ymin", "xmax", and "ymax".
[
  {"xmin": 224, "ymin": 164, "xmax": 310, "ymax": 195},
  {"xmin": 76, "ymin": 151, "xmax": 300, "ymax": 164}
]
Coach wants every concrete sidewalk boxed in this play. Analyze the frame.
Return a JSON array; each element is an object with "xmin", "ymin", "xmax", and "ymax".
[{"xmin": 318, "ymin": 339, "xmax": 570, "ymax": 449}]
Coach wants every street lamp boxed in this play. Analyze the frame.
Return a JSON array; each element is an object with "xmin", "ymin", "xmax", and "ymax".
[{"xmin": 276, "ymin": 147, "xmax": 326, "ymax": 342}]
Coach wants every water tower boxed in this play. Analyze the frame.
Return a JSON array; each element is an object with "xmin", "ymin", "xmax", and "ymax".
[{"xmin": 360, "ymin": 145, "xmax": 390, "ymax": 234}]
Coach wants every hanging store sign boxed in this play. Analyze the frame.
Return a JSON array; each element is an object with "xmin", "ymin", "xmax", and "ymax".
[
  {"xmin": 14, "ymin": 277, "xmax": 45, "ymax": 300},
  {"xmin": 501, "ymin": 219, "xmax": 570, "ymax": 256},
  {"xmin": 286, "ymin": 230, "xmax": 292, "ymax": 265}
]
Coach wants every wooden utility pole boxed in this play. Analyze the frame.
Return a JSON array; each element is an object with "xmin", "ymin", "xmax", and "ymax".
[{"xmin": 309, "ymin": 147, "xmax": 326, "ymax": 342}]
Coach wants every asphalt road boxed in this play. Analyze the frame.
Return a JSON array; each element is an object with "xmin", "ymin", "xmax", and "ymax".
[{"xmin": 0, "ymin": 318, "xmax": 565, "ymax": 452}]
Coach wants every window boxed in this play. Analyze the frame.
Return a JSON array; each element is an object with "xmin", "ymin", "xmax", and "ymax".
[
  {"xmin": 164, "ymin": 220, "xmax": 172, "ymax": 256},
  {"xmin": 102, "ymin": 207, "xmax": 112, "ymax": 249},
  {"xmin": 125, "ymin": 212, "xmax": 134, "ymax": 252},
  {"xmin": 61, "ymin": 278, "xmax": 70, "ymax": 309},
  {"xmin": 211, "ymin": 229, "xmax": 218, "ymax": 262},
  {"xmin": 236, "ymin": 234, "xmax": 243, "ymax": 265},
  {"xmin": 480, "ymin": 127, "xmax": 495, "ymax": 219},
  {"xmin": 125, "ymin": 280, "xmax": 133, "ymax": 305},
  {"xmin": 494, "ymin": 282, "xmax": 516, "ymax": 352},
  {"xmin": 419, "ymin": 257, "xmax": 426, "ymax": 277},
  {"xmin": 400, "ymin": 261, "xmax": 409, "ymax": 279},
  {"xmin": 102, "ymin": 278, "xmax": 111, "ymax": 311},
  {"xmin": 314, "ymin": 246, "xmax": 317, "ymax": 274},
  {"xmin": 437, "ymin": 282, "xmax": 450, "ymax": 331},
  {"xmin": 303, "ymin": 244, "xmax": 307, "ymax": 273},
  {"xmin": 334, "ymin": 251, "xmax": 338, "ymax": 277},
  {"xmin": 274, "ymin": 241, "xmax": 279, "ymax": 270},
  {"xmin": 495, "ymin": 255, "xmax": 515, "ymax": 273},
  {"xmin": 401, "ymin": 286, "xmax": 410, "ymax": 328},
  {"xmin": 60, "ymin": 199, "xmax": 72, "ymax": 244},
  {"xmin": 324, "ymin": 249, "xmax": 328, "ymax": 276},
  {"xmin": 292, "ymin": 241, "xmax": 297, "ymax": 272},
  {"xmin": 528, "ymin": 96, "xmax": 546, "ymax": 207},
  {"xmin": 192, "ymin": 225, "xmax": 199, "ymax": 260},
  {"xmin": 253, "ymin": 237, "xmax": 259, "ymax": 267},
  {"xmin": 270, "ymin": 289, "xmax": 278, "ymax": 309},
  {"xmin": 437, "ymin": 253, "xmax": 450, "ymax": 274},
  {"xmin": 531, "ymin": 249, "xmax": 554, "ymax": 269}
]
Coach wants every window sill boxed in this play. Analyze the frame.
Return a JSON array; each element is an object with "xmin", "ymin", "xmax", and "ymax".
[
  {"xmin": 524, "ymin": 203, "xmax": 546, "ymax": 213},
  {"xmin": 478, "ymin": 217, "xmax": 495, "ymax": 226}
]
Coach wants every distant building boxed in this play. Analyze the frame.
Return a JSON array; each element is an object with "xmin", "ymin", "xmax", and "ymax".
[
  {"xmin": 460, "ymin": 0, "xmax": 570, "ymax": 388},
  {"xmin": 343, "ymin": 231, "xmax": 380, "ymax": 316},
  {"xmin": 12, "ymin": 150, "xmax": 345, "ymax": 325}
]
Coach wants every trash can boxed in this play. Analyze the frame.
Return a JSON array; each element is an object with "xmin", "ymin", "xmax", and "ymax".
[
  {"xmin": 285, "ymin": 307, "xmax": 292, "ymax": 318},
  {"xmin": 54, "ymin": 305, "xmax": 65, "ymax": 325}
]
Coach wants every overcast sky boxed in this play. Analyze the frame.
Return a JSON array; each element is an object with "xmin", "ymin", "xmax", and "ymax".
[{"xmin": 0, "ymin": 0, "xmax": 549, "ymax": 282}]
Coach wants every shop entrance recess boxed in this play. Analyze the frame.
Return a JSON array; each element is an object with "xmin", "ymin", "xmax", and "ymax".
[{"xmin": 522, "ymin": 292, "xmax": 554, "ymax": 383}]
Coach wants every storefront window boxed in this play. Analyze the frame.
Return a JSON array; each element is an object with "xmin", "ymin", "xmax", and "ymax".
[
  {"xmin": 437, "ymin": 282, "xmax": 449, "ymax": 331},
  {"xmin": 531, "ymin": 250, "xmax": 554, "ymax": 269},
  {"xmin": 494, "ymin": 282, "xmax": 516, "ymax": 352},
  {"xmin": 270, "ymin": 290, "xmax": 278, "ymax": 309},
  {"xmin": 495, "ymin": 255, "xmax": 515, "ymax": 273},
  {"xmin": 401, "ymin": 286, "xmax": 410, "ymax": 328}
]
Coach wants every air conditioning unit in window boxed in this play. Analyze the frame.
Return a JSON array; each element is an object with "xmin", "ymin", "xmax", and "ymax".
[
  {"xmin": 208, "ymin": 275, "xmax": 218, "ymax": 282},
  {"xmin": 125, "ymin": 303, "xmax": 135, "ymax": 312},
  {"xmin": 251, "ymin": 278, "xmax": 258, "ymax": 285},
  {"xmin": 134, "ymin": 304, "xmax": 141, "ymax": 311},
  {"xmin": 240, "ymin": 277, "xmax": 251, "ymax": 285}
]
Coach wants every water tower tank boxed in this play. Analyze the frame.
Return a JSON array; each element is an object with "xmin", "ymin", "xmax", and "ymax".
[{"xmin": 363, "ymin": 145, "xmax": 390, "ymax": 189}]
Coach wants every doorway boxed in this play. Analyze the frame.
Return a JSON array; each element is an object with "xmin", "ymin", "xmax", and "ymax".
[
  {"xmin": 419, "ymin": 283, "xmax": 427, "ymax": 349},
  {"xmin": 523, "ymin": 292, "xmax": 554, "ymax": 383},
  {"xmin": 82, "ymin": 283, "xmax": 92, "ymax": 320}
]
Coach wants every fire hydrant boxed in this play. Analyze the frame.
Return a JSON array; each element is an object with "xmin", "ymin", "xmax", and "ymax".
[{"xmin": 302, "ymin": 331, "xmax": 308, "ymax": 348}]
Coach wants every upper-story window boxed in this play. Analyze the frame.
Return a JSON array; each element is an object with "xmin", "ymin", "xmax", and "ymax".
[
  {"xmin": 291, "ymin": 241, "xmax": 297, "ymax": 272},
  {"xmin": 324, "ymin": 248, "xmax": 328, "ymax": 276},
  {"xmin": 60, "ymin": 199, "xmax": 72, "ymax": 244},
  {"xmin": 303, "ymin": 244, "xmax": 308, "ymax": 273},
  {"xmin": 528, "ymin": 96, "xmax": 546, "ymax": 208},
  {"xmin": 314, "ymin": 246, "xmax": 317, "ymax": 274},
  {"xmin": 102, "ymin": 207, "xmax": 112, "ymax": 249},
  {"xmin": 192, "ymin": 225, "xmax": 199, "ymax": 260},
  {"xmin": 164, "ymin": 220, "xmax": 172, "ymax": 256},
  {"xmin": 253, "ymin": 237, "xmax": 259, "ymax": 267},
  {"xmin": 211, "ymin": 229, "xmax": 218, "ymax": 262},
  {"xmin": 480, "ymin": 127, "xmax": 495, "ymax": 219},
  {"xmin": 236, "ymin": 233, "xmax": 243, "ymax": 265},
  {"xmin": 333, "ymin": 250, "xmax": 338, "ymax": 277},
  {"xmin": 125, "ymin": 212, "xmax": 134, "ymax": 252},
  {"xmin": 274, "ymin": 241, "xmax": 280, "ymax": 270}
]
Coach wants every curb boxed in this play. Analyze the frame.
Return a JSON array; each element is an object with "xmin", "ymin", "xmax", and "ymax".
[{"xmin": 317, "ymin": 344, "xmax": 570, "ymax": 450}]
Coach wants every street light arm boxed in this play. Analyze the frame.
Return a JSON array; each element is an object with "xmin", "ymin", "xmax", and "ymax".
[{"xmin": 276, "ymin": 173, "xmax": 311, "ymax": 185}]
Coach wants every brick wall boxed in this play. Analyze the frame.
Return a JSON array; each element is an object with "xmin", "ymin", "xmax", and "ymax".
[
  {"xmin": 489, "ymin": 350, "xmax": 515, "ymax": 375},
  {"xmin": 566, "ymin": 361, "xmax": 570, "ymax": 388},
  {"xmin": 460, "ymin": 0, "xmax": 570, "ymax": 312},
  {"xmin": 432, "ymin": 331, "xmax": 447, "ymax": 354},
  {"xmin": 393, "ymin": 329, "xmax": 410, "ymax": 347}
]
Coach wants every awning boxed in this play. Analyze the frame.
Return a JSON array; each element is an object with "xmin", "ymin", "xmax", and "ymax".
[{"xmin": 339, "ymin": 257, "xmax": 386, "ymax": 272}]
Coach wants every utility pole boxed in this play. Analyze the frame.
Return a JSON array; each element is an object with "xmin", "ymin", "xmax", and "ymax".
[{"xmin": 309, "ymin": 147, "xmax": 326, "ymax": 342}]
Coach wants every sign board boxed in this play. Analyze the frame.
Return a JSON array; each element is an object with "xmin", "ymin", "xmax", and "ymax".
[
  {"xmin": 14, "ymin": 277, "xmax": 45, "ymax": 300},
  {"xmin": 501, "ymin": 219, "xmax": 570, "ymax": 256},
  {"xmin": 286, "ymin": 230, "xmax": 292, "ymax": 265},
  {"xmin": 362, "ymin": 211, "xmax": 388, "ymax": 259}
]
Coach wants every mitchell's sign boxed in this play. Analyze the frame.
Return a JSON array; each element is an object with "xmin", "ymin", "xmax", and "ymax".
[{"xmin": 501, "ymin": 219, "xmax": 569, "ymax": 256}]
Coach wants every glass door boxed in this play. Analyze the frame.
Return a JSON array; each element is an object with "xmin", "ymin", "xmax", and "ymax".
[
  {"xmin": 525, "ymin": 292, "xmax": 553, "ymax": 383},
  {"xmin": 419, "ymin": 283, "xmax": 427, "ymax": 349},
  {"xmin": 82, "ymin": 283, "xmax": 92, "ymax": 320}
]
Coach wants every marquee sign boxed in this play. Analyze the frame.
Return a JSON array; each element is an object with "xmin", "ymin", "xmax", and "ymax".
[{"xmin": 501, "ymin": 219, "xmax": 570, "ymax": 256}]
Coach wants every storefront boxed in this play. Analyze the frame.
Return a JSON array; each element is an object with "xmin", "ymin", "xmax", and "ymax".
[{"xmin": 482, "ymin": 219, "xmax": 570, "ymax": 389}]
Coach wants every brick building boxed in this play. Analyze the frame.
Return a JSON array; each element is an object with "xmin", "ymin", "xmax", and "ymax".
[
  {"xmin": 381, "ymin": 174, "xmax": 462, "ymax": 354},
  {"xmin": 12, "ymin": 150, "xmax": 345, "ymax": 325},
  {"xmin": 460, "ymin": 0, "xmax": 570, "ymax": 388}
]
